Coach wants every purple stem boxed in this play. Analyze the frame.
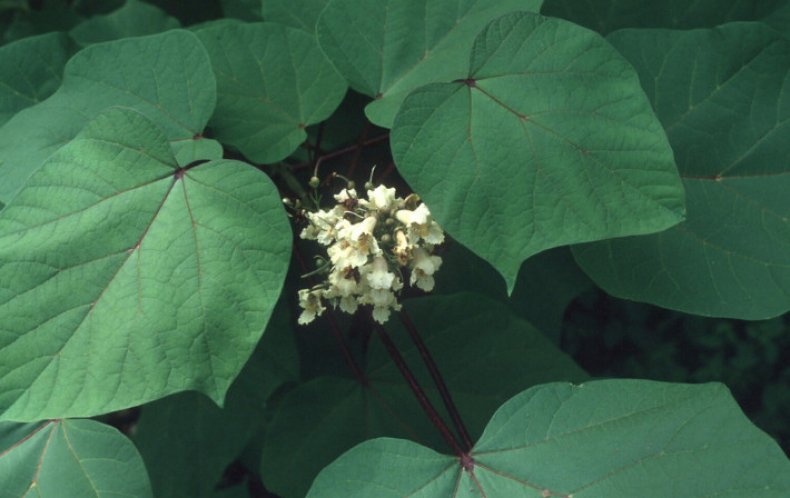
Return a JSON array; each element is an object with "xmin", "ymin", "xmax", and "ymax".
[
  {"xmin": 375, "ymin": 325, "xmax": 465, "ymax": 457},
  {"xmin": 400, "ymin": 309, "xmax": 473, "ymax": 451}
]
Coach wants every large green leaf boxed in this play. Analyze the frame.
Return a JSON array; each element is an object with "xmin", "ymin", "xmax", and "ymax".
[
  {"xmin": 316, "ymin": 0, "xmax": 542, "ymax": 127},
  {"xmin": 391, "ymin": 12, "xmax": 685, "ymax": 291},
  {"xmin": 133, "ymin": 298, "xmax": 299, "ymax": 498},
  {"xmin": 69, "ymin": 0, "xmax": 180, "ymax": 46},
  {"xmin": 196, "ymin": 22, "xmax": 346, "ymax": 163},
  {"xmin": 0, "ymin": 419, "xmax": 153, "ymax": 498},
  {"xmin": 573, "ymin": 23, "xmax": 790, "ymax": 319},
  {"xmin": 307, "ymin": 380, "xmax": 790, "ymax": 497},
  {"xmin": 0, "ymin": 107, "xmax": 291, "ymax": 421},
  {"xmin": 261, "ymin": 0, "xmax": 327, "ymax": 32},
  {"xmin": 0, "ymin": 32, "xmax": 72, "ymax": 126},
  {"xmin": 541, "ymin": 0, "xmax": 783, "ymax": 35},
  {"xmin": 260, "ymin": 293, "xmax": 586, "ymax": 498},
  {"xmin": 0, "ymin": 29, "xmax": 215, "ymax": 204}
]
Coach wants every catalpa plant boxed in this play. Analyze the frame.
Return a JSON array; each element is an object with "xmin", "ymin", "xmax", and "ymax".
[{"xmin": 0, "ymin": 1, "xmax": 788, "ymax": 497}]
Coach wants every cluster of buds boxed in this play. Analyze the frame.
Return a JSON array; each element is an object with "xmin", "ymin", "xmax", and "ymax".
[{"xmin": 297, "ymin": 183, "xmax": 444, "ymax": 325}]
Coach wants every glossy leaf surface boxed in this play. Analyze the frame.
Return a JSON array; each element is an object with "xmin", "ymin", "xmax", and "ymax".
[
  {"xmin": 316, "ymin": 0, "xmax": 542, "ymax": 127},
  {"xmin": 307, "ymin": 380, "xmax": 790, "ymax": 497},
  {"xmin": 197, "ymin": 22, "xmax": 346, "ymax": 163},
  {"xmin": 391, "ymin": 12, "xmax": 685, "ymax": 291},
  {"xmin": 574, "ymin": 23, "xmax": 790, "ymax": 319},
  {"xmin": 0, "ymin": 419, "xmax": 153, "ymax": 497},
  {"xmin": 0, "ymin": 108, "xmax": 291, "ymax": 421},
  {"xmin": 0, "ymin": 29, "xmax": 215, "ymax": 204}
]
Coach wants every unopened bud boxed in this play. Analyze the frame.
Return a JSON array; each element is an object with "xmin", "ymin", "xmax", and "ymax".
[
  {"xmin": 347, "ymin": 180, "xmax": 356, "ymax": 189},
  {"xmin": 380, "ymin": 234, "xmax": 391, "ymax": 243},
  {"xmin": 364, "ymin": 180, "xmax": 374, "ymax": 190},
  {"xmin": 309, "ymin": 176, "xmax": 320, "ymax": 188},
  {"xmin": 282, "ymin": 197, "xmax": 293, "ymax": 206}
]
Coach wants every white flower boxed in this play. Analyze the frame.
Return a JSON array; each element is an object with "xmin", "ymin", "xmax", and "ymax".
[
  {"xmin": 327, "ymin": 239, "xmax": 369, "ymax": 269},
  {"xmin": 372, "ymin": 306, "xmax": 392, "ymax": 324},
  {"xmin": 364, "ymin": 255, "xmax": 396, "ymax": 290},
  {"xmin": 297, "ymin": 288, "xmax": 326, "ymax": 325},
  {"xmin": 367, "ymin": 185, "xmax": 397, "ymax": 210},
  {"xmin": 300, "ymin": 223, "xmax": 320, "ymax": 241},
  {"xmin": 334, "ymin": 188, "xmax": 358, "ymax": 203},
  {"xmin": 339, "ymin": 295, "xmax": 358, "ymax": 314},
  {"xmin": 396, "ymin": 204, "xmax": 431, "ymax": 226},
  {"xmin": 359, "ymin": 288, "xmax": 402, "ymax": 324},
  {"xmin": 305, "ymin": 209, "xmax": 343, "ymax": 245},
  {"xmin": 410, "ymin": 248, "xmax": 442, "ymax": 292},
  {"xmin": 396, "ymin": 204, "xmax": 445, "ymax": 245},
  {"xmin": 345, "ymin": 216, "xmax": 377, "ymax": 242},
  {"xmin": 392, "ymin": 229, "xmax": 412, "ymax": 266},
  {"xmin": 328, "ymin": 267, "xmax": 359, "ymax": 297},
  {"xmin": 330, "ymin": 216, "xmax": 380, "ymax": 268},
  {"xmin": 298, "ymin": 183, "xmax": 445, "ymax": 325}
]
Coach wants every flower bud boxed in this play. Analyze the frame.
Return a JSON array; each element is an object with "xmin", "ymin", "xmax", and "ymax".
[{"xmin": 309, "ymin": 176, "xmax": 320, "ymax": 188}]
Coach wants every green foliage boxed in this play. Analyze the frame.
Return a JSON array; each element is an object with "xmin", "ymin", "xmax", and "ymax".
[
  {"xmin": 261, "ymin": 0, "xmax": 326, "ymax": 31},
  {"xmin": 316, "ymin": 0, "xmax": 542, "ymax": 127},
  {"xmin": 573, "ymin": 22, "xmax": 790, "ymax": 319},
  {"xmin": 391, "ymin": 11, "xmax": 685, "ymax": 290},
  {"xmin": 0, "ymin": 32, "xmax": 72, "ymax": 126},
  {"xmin": 133, "ymin": 298, "xmax": 298, "ymax": 498},
  {"xmin": 260, "ymin": 293, "xmax": 586, "ymax": 497},
  {"xmin": 195, "ymin": 21, "xmax": 346, "ymax": 163},
  {"xmin": 69, "ymin": 0, "xmax": 179, "ymax": 46},
  {"xmin": 0, "ymin": 107, "xmax": 291, "ymax": 420},
  {"xmin": 0, "ymin": 1, "xmax": 787, "ymax": 497},
  {"xmin": 307, "ymin": 380, "xmax": 790, "ymax": 497},
  {"xmin": 0, "ymin": 419, "xmax": 152, "ymax": 497},
  {"xmin": 0, "ymin": 29, "xmax": 215, "ymax": 203},
  {"xmin": 541, "ymin": 0, "xmax": 783, "ymax": 34}
]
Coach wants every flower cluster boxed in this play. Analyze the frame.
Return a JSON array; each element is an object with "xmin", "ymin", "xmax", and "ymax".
[{"xmin": 297, "ymin": 184, "xmax": 444, "ymax": 325}]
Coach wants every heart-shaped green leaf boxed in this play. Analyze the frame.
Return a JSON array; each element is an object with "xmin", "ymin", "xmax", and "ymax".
[
  {"xmin": 307, "ymin": 380, "xmax": 790, "ymax": 497},
  {"xmin": 573, "ymin": 23, "xmax": 790, "ymax": 319},
  {"xmin": 0, "ymin": 419, "xmax": 153, "ymax": 497},
  {"xmin": 260, "ymin": 293, "xmax": 586, "ymax": 498},
  {"xmin": 0, "ymin": 29, "xmax": 216, "ymax": 204},
  {"xmin": 316, "ymin": 0, "xmax": 542, "ymax": 127},
  {"xmin": 0, "ymin": 107, "xmax": 291, "ymax": 421},
  {"xmin": 0, "ymin": 32, "xmax": 72, "ymax": 126},
  {"xmin": 391, "ymin": 12, "xmax": 685, "ymax": 291},
  {"xmin": 69, "ymin": 0, "xmax": 180, "ymax": 46},
  {"xmin": 540, "ymin": 0, "xmax": 782, "ymax": 34},
  {"xmin": 196, "ymin": 22, "xmax": 347, "ymax": 163}
]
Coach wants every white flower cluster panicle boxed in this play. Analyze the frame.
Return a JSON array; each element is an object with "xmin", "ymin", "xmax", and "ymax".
[{"xmin": 297, "ymin": 184, "xmax": 444, "ymax": 325}]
